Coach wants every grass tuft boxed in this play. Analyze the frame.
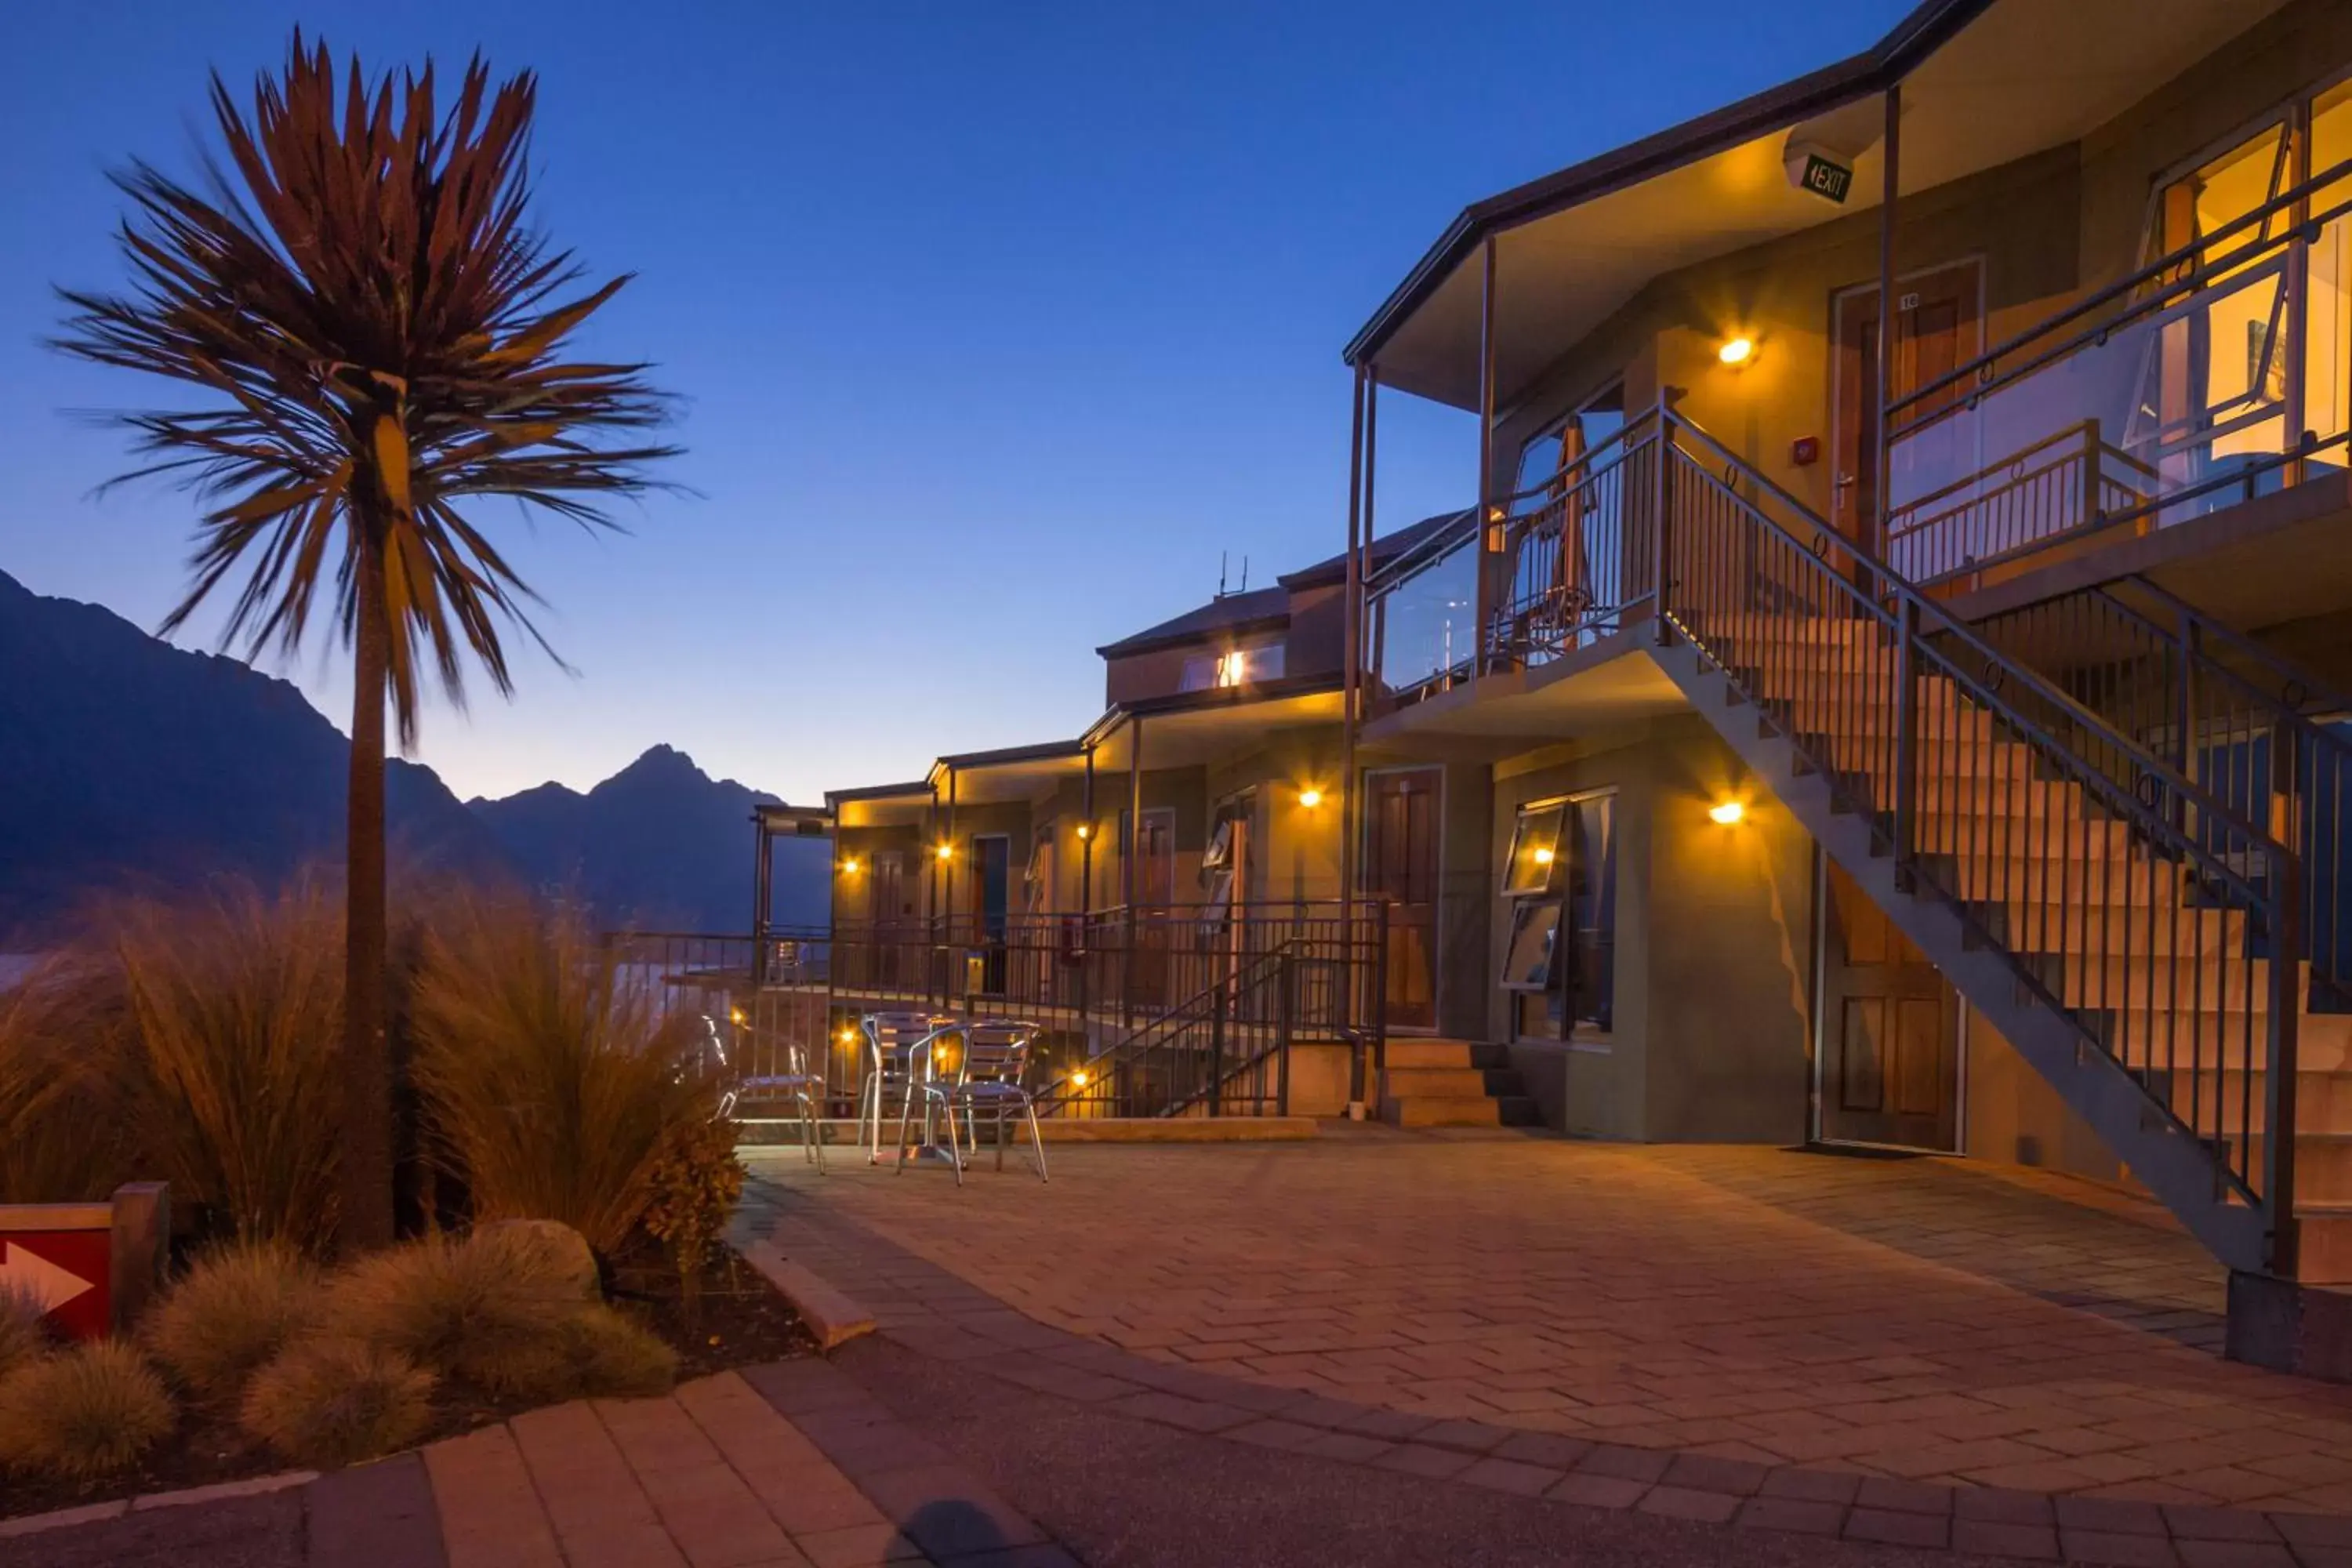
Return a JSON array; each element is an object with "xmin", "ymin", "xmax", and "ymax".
[
  {"xmin": 0, "ymin": 956, "xmax": 129, "ymax": 1204},
  {"xmin": 0, "ymin": 1288, "xmax": 49, "ymax": 1383},
  {"xmin": 0, "ymin": 1341, "xmax": 173, "ymax": 1477},
  {"xmin": 241, "ymin": 1338, "xmax": 434, "ymax": 1468},
  {"xmin": 143, "ymin": 1240, "xmax": 323, "ymax": 1403},
  {"xmin": 322, "ymin": 1229, "xmax": 585, "ymax": 1388},
  {"xmin": 475, "ymin": 1303, "xmax": 679, "ymax": 1403},
  {"xmin": 409, "ymin": 895, "xmax": 722, "ymax": 1254}
]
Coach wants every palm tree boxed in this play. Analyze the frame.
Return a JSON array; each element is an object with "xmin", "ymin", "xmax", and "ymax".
[{"xmin": 56, "ymin": 34, "xmax": 680, "ymax": 1248}]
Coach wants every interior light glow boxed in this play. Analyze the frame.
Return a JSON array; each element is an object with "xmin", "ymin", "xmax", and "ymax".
[
  {"xmin": 1532, "ymin": 847, "xmax": 1554, "ymax": 866},
  {"xmin": 1710, "ymin": 800, "xmax": 1746, "ymax": 825}
]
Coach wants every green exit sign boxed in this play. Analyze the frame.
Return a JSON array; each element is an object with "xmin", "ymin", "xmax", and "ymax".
[{"xmin": 1798, "ymin": 151, "xmax": 1853, "ymax": 205}]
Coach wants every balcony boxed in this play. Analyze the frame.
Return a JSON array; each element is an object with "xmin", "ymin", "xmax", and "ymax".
[
  {"xmin": 1886, "ymin": 153, "xmax": 2352, "ymax": 589},
  {"xmin": 1364, "ymin": 409, "xmax": 1661, "ymax": 711}
]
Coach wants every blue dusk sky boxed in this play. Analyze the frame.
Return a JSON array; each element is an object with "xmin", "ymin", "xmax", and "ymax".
[{"xmin": 0, "ymin": 1, "xmax": 1907, "ymax": 804}]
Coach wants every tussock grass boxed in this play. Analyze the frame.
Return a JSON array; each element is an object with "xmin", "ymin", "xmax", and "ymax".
[
  {"xmin": 409, "ymin": 895, "xmax": 721, "ymax": 1254},
  {"xmin": 321, "ymin": 1229, "xmax": 583, "ymax": 1388},
  {"xmin": 143, "ymin": 1240, "xmax": 322, "ymax": 1403},
  {"xmin": 0, "ymin": 957, "xmax": 128, "ymax": 1203},
  {"xmin": 241, "ymin": 1338, "xmax": 434, "ymax": 1468},
  {"xmin": 0, "ymin": 1288, "xmax": 49, "ymax": 1383},
  {"xmin": 97, "ymin": 880, "xmax": 344, "ymax": 1250},
  {"xmin": 0, "ymin": 1341, "xmax": 172, "ymax": 1477},
  {"xmin": 476, "ymin": 1303, "xmax": 678, "ymax": 1403}
]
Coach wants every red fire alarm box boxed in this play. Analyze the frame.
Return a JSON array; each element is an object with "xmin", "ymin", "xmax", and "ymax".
[{"xmin": 1791, "ymin": 435, "xmax": 1821, "ymax": 466}]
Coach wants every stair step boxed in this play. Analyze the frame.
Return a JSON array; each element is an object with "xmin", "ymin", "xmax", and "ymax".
[
  {"xmin": 1986, "ymin": 903, "xmax": 2247, "ymax": 956},
  {"xmin": 1921, "ymin": 815, "xmax": 2143, "ymax": 860},
  {"xmin": 1379, "ymin": 1094, "xmax": 1543, "ymax": 1128},
  {"xmin": 2101, "ymin": 1009, "xmax": 2352, "ymax": 1071},
  {"xmin": 2158, "ymin": 1068, "xmax": 2352, "ymax": 1134},
  {"xmin": 1381, "ymin": 1038, "xmax": 1508, "ymax": 1069},
  {"xmin": 2296, "ymin": 1206, "xmax": 2352, "ymax": 1284},
  {"xmin": 1378, "ymin": 1066, "xmax": 1519, "ymax": 1099},
  {"xmin": 2052, "ymin": 955, "xmax": 2305, "ymax": 1011},
  {"xmin": 2245, "ymin": 1132, "xmax": 2352, "ymax": 1203},
  {"xmin": 1946, "ymin": 857, "xmax": 2189, "ymax": 908}
]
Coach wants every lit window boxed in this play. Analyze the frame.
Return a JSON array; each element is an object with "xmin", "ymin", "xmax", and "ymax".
[{"xmin": 1217, "ymin": 649, "xmax": 1247, "ymax": 687}]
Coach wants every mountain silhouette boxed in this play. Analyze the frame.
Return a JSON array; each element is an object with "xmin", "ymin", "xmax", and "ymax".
[{"xmin": 0, "ymin": 569, "xmax": 821, "ymax": 944}]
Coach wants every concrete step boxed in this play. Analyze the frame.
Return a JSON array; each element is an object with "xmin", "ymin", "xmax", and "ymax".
[
  {"xmin": 2101, "ymin": 1009, "xmax": 2352, "ymax": 1071},
  {"xmin": 2246, "ymin": 1132, "xmax": 2352, "ymax": 1203},
  {"xmin": 1378, "ymin": 1066, "xmax": 1519, "ymax": 1100},
  {"xmin": 1379, "ymin": 1094, "xmax": 1543, "ymax": 1128},
  {"xmin": 2052, "ymin": 955, "xmax": 2306, "ymax": 1012},
  {"xmin": 1381, "ymin": 1037, "xmax": 1508, "ymax": 1070},
  {"xmin": 1944, "ymin": 854, "xmax": 2188, "ymax": 907},
  {"xmin": 1920, "ymin": 815, "xmax": 2143, "ymax": 862},
  {"xmin": 1985, "ymin": 902, "xmax": 2247, "ymax": 957}
]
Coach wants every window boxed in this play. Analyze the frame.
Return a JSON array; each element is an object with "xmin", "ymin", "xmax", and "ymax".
[
  {"xmin": 1509, "ymin": 383, "xmax": 1628, "ymax": 514},
  {"xmin": 1501, "ymin": 791, "xmax": 1616, "ymax": 1039},
  {"xmin": 1179, "ymin": 638, "xmax": 1287, "ymax": 692}
]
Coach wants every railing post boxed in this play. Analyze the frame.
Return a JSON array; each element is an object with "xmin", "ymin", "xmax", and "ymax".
[
  {"xmin": 2079, "ymin": 417, "xmax": 2103, "ymax": 532},
  {"xmin": 1209, "ymin": 964, "xmax": 1228, "ymax": 1117},
  {"xmin": 2267, "ymin": 848, "xmax": 2303, "ymax": 1280},
  {"xmin": 2174, "ymin": 606, "xmax": 2201, "ymax": 838},
  {"xmin": 1651, "ymin": 403, "xmax": 1675, "ymax": 645},
  {"xmin": 1374, "ymin": 898, "xmax": 1391, "ymax": 1083},
  {"xmin": 1892, "ymin": 595, "xmax": 1920, "ymax": 881},
  {"xmin": 1277, "ymin": 949, "xmax": 1295, "ymax": 1118}
]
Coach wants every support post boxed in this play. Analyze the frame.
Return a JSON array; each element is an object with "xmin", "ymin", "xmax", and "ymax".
[
  {"xmin": 1276, "ymin": 949, "xmax": 1296, "ymax": 1118},
  {"xmin": 751, "ymin": 813, "xmax": 772, "ymax": 985},
  {"xmin": 1341, "ymin": 364, "xmax": 1367, "ymax": 1033},
  {"xmin": 1079, "ymin": 744, "xmax": 1094, "ymax": 1036},
  {"xmin": 1210, "ymin": 969, "xmax": 1227, "ymax": 1117},
  {"xmin": 108, "ymin": 1181, "xmax": 169, "ymax": 1333},
  {"xmin": 944, "ymin": 766, "xmax": 959, "ymax": 1003},
  {"xmin": 1125, "ymin": 716, "xmax": 1145, "ymax": 1034},
  {"xmin": 1875, "ymin": 84, "xmax": 1901, "ymax": 557},
  {"xmin": 1652, "ymin": 390, "xmax": 1675, "ymax": 644},
  {"xmin": 1473, "ymin": 235, "xmax": 1498, "ymax": 688},
  {"xmin": 2267, "ymin": 849, "xmax": 2303, "ymax": 1281}
]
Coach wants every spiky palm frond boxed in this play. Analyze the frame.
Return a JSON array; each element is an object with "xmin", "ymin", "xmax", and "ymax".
[{"xmin": 54, "ymin": 31, "xmax": 679, "ymax": 746}]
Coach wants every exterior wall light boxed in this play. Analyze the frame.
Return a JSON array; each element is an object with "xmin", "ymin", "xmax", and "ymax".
[
  {"xmin": 1710, "ymin": 800, "xmax": 1746, "ymax": 825},
  {"xmin": 1075, "ymin": 823, "xmax": 1091, "ymax": 840},
  {"xmin": 728, "ymin": 1007, "xmax": 746, "ymax": 1025},
  {"xmin": 1071, "ymin": 1068, "xmax": 1091, "ymax": 1088},
  {"xmin": 838, "ymin": 857, "xmax": 861, "ymax": 875},
  {"xmin": 935, "ymin": 844, "xmax": 954, "ymax": 862},
  {"xmin": 837, "ymin": 1025, "xmax": 859, "ymax": 1046},
  {"xmin": 1718, "ymin": 336, "xmax": 1755, "ymax": 367},
  {"xmin": 1298, "ymin": 787, "xmax": 1324, "ymax": 809}
]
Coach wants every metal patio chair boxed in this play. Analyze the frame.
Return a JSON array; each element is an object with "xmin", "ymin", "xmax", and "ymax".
[
  {"xmin": 861, "ymin": 1011, "xmax": 956, "ymax": 1165},
  {"xmin": 728, "ymin": 1024, "xmax": 829, "ymax": 1173},
  {"xmin": 897, "ymin": 1019, "xmax": 1048, "ymax": 1187}
]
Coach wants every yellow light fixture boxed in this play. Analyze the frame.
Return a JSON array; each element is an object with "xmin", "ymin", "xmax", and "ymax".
[
  {"xmin": 935, "ymin": 843, "xmax": 954, "ymax": 862},
  {"xmin": 1710, "ymin": 799, "xmax": 1746, "ymax": 825},
  {"xmin": 837, "ymin": 1025, "xmax": 859, "ymax": 1045},
  {"xmin": 1075, "ymin": 823, "xmax": 1092, "ymax": 840},
  {"xmin": 1071, "ymin": 1068, "xmax": 1091, "ymax": 1088},
  {"xmin": 838, "ymin": 857, "xmax": 861, "ymax": 875},
  {"xmin": 728, "ymin": 1007, "xmax": 746, "ymax": 1025},
  {"xmin": 1298, "ymin": 786, "xmax": 1324, "ymax": 809},
  {"xmin": 1718, "ymin": 336, "xmax": 1755, "ymax": 367}
]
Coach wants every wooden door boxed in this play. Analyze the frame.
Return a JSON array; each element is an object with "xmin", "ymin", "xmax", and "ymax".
[
  {"xmin": 870, "ymin": 851, "xmax": 907, "ymax": 993},
  {"xmin": 972, "ymin": 836, "xmax": 1011, "ymax": 996},
  {"xmin": 1815, "ymin": 860, "xmax": 1958, "ymax": 1149},
  {"xmin": 1832, "ymin": 261, "xmax": 1981, "ymax": 568},
  {"xmin": 1363, "ymin": 768, "xmax": 1441, "ymax": 1031},
  {"xmin": 1123, "ymin": 808, "xmax": 1176, "ymax": 1009}
]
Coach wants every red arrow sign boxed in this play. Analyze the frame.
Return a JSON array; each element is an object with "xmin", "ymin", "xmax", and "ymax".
[{"xmin": 0, "ymin": 1230, "xmax": 111, "ymax": 1340}]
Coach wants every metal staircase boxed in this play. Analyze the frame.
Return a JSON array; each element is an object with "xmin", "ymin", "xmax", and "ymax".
[{"xmin": 1629, "ymin": 402, "xmax": 2324, "ymax": 1283}]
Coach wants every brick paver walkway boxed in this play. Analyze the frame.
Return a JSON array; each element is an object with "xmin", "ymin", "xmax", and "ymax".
[{"xmin": 739, "ymin": 1140, "xmax": 2352, "ymax": 1518}]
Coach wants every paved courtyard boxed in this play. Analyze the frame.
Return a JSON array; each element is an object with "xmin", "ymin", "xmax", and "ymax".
[{"xmin": 741, "ymin": 1137, "xmax": 2352, "ymax": 1516}]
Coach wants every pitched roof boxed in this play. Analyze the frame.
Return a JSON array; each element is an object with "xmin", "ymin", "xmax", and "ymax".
[
  {"xmin": 1094, "ymin": 585, "xmax": 1290, "ymax": 659},
  {"xmin": 1279, "ymin": 510, "xmax": 1472, "ymax": 590}
]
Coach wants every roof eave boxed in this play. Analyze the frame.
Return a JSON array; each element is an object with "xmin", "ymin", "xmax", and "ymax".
[{"xmin": 1340, "ymin": 0, "xmax": 1995, "ymax": 369}]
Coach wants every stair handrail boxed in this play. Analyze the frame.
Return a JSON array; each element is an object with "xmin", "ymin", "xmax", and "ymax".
[
  {"xmin": 1033, "ymin": 938, "xmax": 1303, "ymax": 1115},
  {"xmin": 1661, "ymin": 404, "xmax": 2285, "ymax": 873}
]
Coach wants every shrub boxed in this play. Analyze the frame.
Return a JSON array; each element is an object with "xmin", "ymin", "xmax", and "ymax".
[
  {"xmin": 96, "ymin": 881, "xmax": 344, "ymax": 1250},
  {"xmin": 144, "ymin": 1240, "xmax": 322, "ymax": 1403},
  {"xmin": 408, "ymin": 896, "xmax": 723, "ymax": 1254},
  {"xmin": 241, "ymin": 1338, "xmax": 434, "ymax": 1468},
  {"xmin": 641, "ymin": 1116, "xmax": 746, "ymax": 1321},
  {"xmin": 0, "ymin": 1341, "xmax": 172, "ymax": 1477},
  {"xmin": 324, "ymin": 1229, "xmax": 583, "ymax": 1388},
  {"xmin": 473, "ymin": 1304, "xmax": 678, "ymax": 1403},
  {"xmin": 0, "ymin": 1288, "xmax": 49, "ymax": 1383}
]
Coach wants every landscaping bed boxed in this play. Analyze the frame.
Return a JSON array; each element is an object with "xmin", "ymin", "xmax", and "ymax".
[{"xmin": 0, "ymin": 1239, "xmax": 814, "ymax": 1523}]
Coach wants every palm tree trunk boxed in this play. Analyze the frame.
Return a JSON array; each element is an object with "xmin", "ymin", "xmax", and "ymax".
[{"xmin": 342, "ymin": 532, "xmax": 396, "ymax": 1250}]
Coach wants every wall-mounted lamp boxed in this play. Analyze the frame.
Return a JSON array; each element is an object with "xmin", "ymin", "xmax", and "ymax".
[
  {"xmin": 1075, "ymin": 823, "xmax": 1092, "ymax": 840},
  {"xmin": 837, "ymin": 1025, "xmax": 859, "ymax": 1046},
  {"xmin": 728, "ymin": 1007, "xmax": 746, "ymax": 1025},
  {"xmin": 1297, "ymin": 786, "xmax": 1324, "ymax": 809},
  {"xmin": 838, "ymin": 857, "xmax": 861, "ymax": 875},
  {"xmin": 1718, "ymin": 336, "xmax": 1756, "ymax": 368},
  {"xmin": 1071, "ymin": 1068, "xmax": 1091, "ymax": 1088},
  {"xmin": 935, "ymin": 843, "xmax": 954, "ymax": 862},
  {"xmin": 1709, "ymin": 799, "xmax": 1747, "ymax": 826}
]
